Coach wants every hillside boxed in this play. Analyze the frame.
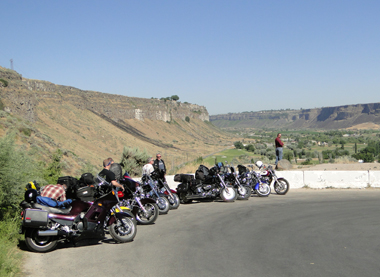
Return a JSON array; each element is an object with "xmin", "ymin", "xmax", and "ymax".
[
  {"xmin": 210, "ymin": 104, "xmax": 380, "ymax": 130},
  {"xmin": 0, "ymin": 66, "xmax": 234, "ymax": 176}
]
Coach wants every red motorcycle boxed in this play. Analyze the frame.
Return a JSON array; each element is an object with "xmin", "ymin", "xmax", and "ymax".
[{"xmin": 20, "ymin": 176, "xmax": 137, "ymax": 252}]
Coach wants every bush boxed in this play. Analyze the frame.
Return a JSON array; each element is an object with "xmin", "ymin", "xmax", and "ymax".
[
  {"xmin": 0, "ymin": 133, "xmax": 40, "ymax": 220},
  {"xmin": 0, "ymin": 78, "xmax": 8, "ymax": 87},
  {"xmin": 185, "ymin": 116, "xmax": 190, "ymax": 123},
  {"xmin": 119, "ymin": 146, "xmax": 150, "ymax": 177}
]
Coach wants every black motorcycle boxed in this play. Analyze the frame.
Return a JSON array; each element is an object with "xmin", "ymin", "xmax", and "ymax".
[
  {"xmin": 140, "ymin": 174, "xmax": 170, "ymax": 215},
  {"xmin": 223, "ymin": 164, "xmax": 251, "ymax": 200},
  {"xmin": 150, "ymin": 171, "xmax": 180, "ymax": 210},
  {"xmin": 119, "ymin": 173, "xmax": 159, "ymax": 225},
  {"xmin": 175, "ymin": 164, "xmax": 237, "ymax": 203}
]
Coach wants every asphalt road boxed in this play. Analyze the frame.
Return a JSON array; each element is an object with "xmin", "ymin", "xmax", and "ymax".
[{"xmin": 22, "ymin": 189, "xmax": 380, "ymax": 277}]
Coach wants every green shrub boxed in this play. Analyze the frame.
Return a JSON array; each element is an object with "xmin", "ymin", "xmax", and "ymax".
[
  {"xmin": 119, "ymin": 146, "xmax": 150, "ymax": 177},
  {"xmin": 0, "ymin": 78, "xmax": 8, "ymax": 87}
]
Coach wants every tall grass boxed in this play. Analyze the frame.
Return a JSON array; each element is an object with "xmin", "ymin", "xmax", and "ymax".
[{"xmin": 0, "ymin": 216, "xmax": 22, "ymax": 276}]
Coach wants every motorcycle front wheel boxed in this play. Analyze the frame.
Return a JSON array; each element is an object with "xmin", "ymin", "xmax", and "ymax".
[
  {"xmin": 274, "ymin": 178, "xmax": 289, "ymax": 195},
  {"xmin": 236, "ymin": 185, "xmax": 251, "ymax": 200},
  {"xmin": 169, "ymin": 193, "xmax": 180, "ymax": 209},
  {"xmin": 256, "ymin": 183, "xmax": 271, "ymax": 197},
  {"xmin": 25, "ymin": 228, "xmax": 58, "ymax": 253},
  {"xmin": 220, "ymin": 186, "xmax": 237, "ymax": 202},
  {"xmin": 156, "ymin": 197, "xmax": 170, "ymax": 214},
  {"xmin": 109, "ymin": 215, "xmax": 137, "ymax": 243},
  {"xmin": 136, "ymin": 203, "xmax": 159, "ymax": 225}
]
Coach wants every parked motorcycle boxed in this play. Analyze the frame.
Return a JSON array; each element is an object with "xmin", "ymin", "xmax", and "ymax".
[
  {"xmin": 141, "ymin": 174, "xmax": 170, "ymax": 215},
  {"xmin": 150, "ymin": 171, "xmax": 180, "ymax": 209},
  {"xmin": 119, "ymin": 173, "xmax": 159, "ymax": 225},
  {"xmin": 20, "ymin": 175, "xmax": 137, "ymax": 253},
  {"xmin": 238, "ymin": 164, "xmax": 271, "ymax": 197},
  {"xmin": 223, "ymin": 164, "xmax": 251, "ymax": 200},
  {"xmin": 258, "ymin": 163, "xmax": 290, "ymax": 195},
  {"xmin": 175, "ymin": 164, "xmax": 237, "ymax": 203}
]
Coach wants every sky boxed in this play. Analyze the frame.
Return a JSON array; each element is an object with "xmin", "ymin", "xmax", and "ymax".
[{"xmin": 1, "ymin": 0, "xmax": 379, "ymax": 115}]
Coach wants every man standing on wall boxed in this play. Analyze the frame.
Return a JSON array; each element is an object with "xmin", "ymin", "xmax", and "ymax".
[{"xmin": 275, "ymin": 133, "xmax": 284, "ymax": 167}]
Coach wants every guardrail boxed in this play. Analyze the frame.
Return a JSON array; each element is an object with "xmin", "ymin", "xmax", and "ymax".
[{"xmin": 152, "ymin": 171, "xmax": 380, "ymax": 190}]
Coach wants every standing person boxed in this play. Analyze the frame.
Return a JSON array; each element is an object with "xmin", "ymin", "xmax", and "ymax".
[
  {"xmin": 275, "ymin": 133, "xmax": 284, "ymax": 166},
  {"xmin": 41, "ymin": 184, "xmax": 68, "ymax": 201},
  {"xmin": 98, "ymin": 158, "xmax": 124, "ymax": 191},
  {"xmin": 142, "ymin": 157, "xmax": 154, "ymax": 176},
  {"xmin": 153, "ymin": 153, "xmax": 166, "ymax": 179}
]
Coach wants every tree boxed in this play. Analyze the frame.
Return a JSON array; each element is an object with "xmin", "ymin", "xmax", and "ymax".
[
  {"xmin": 245, "ymin": 144, "xmax": 255, "ymax": 152},
  {"xmin": 234, "ymin": 141, "xmax": 244, "ymax": 149},
  {"xmin": 170, "ymin": 95, "xmax": 179, "ymax": 101}
]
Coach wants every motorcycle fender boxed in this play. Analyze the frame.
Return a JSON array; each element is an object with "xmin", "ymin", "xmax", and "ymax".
[
  {"xmin": 254, "ymin": 183, "xmax": 260, "ymax": 190},
  {"xmin": 107, "ymin": 211, "xmax": 134, "ymax": 226},
  {"xmin": 170, "ymin": 189, "xmax": 177, "ymax": 194}
]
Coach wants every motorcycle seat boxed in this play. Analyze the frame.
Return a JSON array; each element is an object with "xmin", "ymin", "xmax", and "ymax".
[{"xmin": 32, "ymin": 203, "xmax": 72, "ymax": 214}]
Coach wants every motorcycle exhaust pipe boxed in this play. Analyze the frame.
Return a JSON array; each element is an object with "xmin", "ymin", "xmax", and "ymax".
[
  {"xmin": 38, "ymin": 230, "xmax": 58, "ymax": 236},
  {"xmin": 38, "ymin": 229, "xmax": 68, "ymax": 236}
]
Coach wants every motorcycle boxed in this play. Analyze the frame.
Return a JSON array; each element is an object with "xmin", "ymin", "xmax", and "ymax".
[
  {"xmin": 119, "ymin": 173, "xmax": 159, "ymax": 225},
  {"xmin": 259, "ymin": 164, "xmax": 290, "ymax": 195},
  {"xmin": 140, "ymin": 174, "xmax": 170, "ymax": 215},
  {"xmin": 150, "ymin": 171, "xmax": 180, "ymax": 210},
  {"xmin": 222, "ymin": 163, "xmax": 251, "ymax": 200},
  {"xmin": 20, "ymin": 175, "xmax": 137, "ymax": 253},
  {"xmin": 238, "ymin": 164, "xmax": 271, "ymax": 197},
  {"xmin": 175, "ymin": 164, "xmax": 237, "ymax": 203}
]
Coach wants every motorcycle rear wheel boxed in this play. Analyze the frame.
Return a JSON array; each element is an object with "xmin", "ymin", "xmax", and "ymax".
[
  {"xmin": 25, "ymin": 228, "xmax": 58, "ymax": 253},
  {"xmin": 136, "ymin": 203, "xmax": 159, "ymax": 225},
  {"xmin": 109, "ymin": 216, "xmax": 137, "ymax": 243},
  {"xmin": 256, "ymin": 183, "xmax": 271, "ymax": 197},
  {"xmin": 237, "ymin": 185, "xmax": 251, "ymax": 200},
  {"xmin": 169, "ymin": 193, "xmax": 180, "ymax": 209},
  {"xmin": 274, "ymin": 178, "xmax": 289, "ymax": 195},
  {"xmin": 157, "ymin": 197, "xmax": 170, "ymax": 214},
  {"xmin": 220, "ymin": 186, "xmax": 237, "ymax": 202}
]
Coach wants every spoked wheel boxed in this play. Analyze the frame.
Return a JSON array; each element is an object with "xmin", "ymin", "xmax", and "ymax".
[
  {"xmin": 136, "ymin": 203, "xmax": 159, "ymax": 225},
  {"xmin": 236, "ymin": 185, "xmax": 251, "ymax": 200},
  {"xmin": 256, "ymin": 183, "xmax": 271, "ymax": 197},
  {"xmin": 25, "ymin": 229, "xmax": 58, "ymax": 253},
  {"xmin": 156, "ymin": 197, "xmax": 170, "ymax": 214},
  {"xmin": 274, "ymin": 178, "xmax": 289, "ymax": 195},
  {"xmin": 168, "ymin": 193, "xmax": 180, "ymax": 209},
  {"xmin": 220, "ymin": 186, "xmax": 237, "ymax": 202},
  {"xmin": 109, "ymin": 215, "xmax": 137, "ymax": 243}
]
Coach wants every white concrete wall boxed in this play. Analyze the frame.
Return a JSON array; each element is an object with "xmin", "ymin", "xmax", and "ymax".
[{"xmin": 162, "ymin": 171, "xmax": 380, "ymax": 190}]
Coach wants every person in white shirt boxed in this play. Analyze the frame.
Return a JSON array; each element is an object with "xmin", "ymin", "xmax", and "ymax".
[{"xmin": 142, "ymin": 157, "xmax": 154, "ymax": 176}]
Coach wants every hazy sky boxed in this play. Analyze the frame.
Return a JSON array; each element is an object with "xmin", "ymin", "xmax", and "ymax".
[{"xmin": 1, "ymin": 1, "xmax": 379, "ymax": 115}]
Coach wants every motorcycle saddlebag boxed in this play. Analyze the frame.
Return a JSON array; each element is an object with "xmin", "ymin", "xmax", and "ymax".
[
  {"xmin": 76, "ymin": 186, "xmax": 95, "ymax": 201},
  {"xmin": 174, "ymin": 174, "xmax": 182, "ymax": 182},
  {"xmin": 177, "ymin": 183, "xmax": 189, "ymax": 193},
  {"xmin": 57, "ymin": 176, "xmax": 78, "ymax": 189},
  {"xmin": 23, "ymin": 209, "xmax": 48, "ymax": 228},
  {"xmin": 174, "ymin": 174, "xmax": 194, "ymax": 183}
]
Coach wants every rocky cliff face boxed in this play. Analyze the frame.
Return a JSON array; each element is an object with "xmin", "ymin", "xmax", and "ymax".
[
  {"xmin": 210, "ymin": 104, "xmax": 380, "ymax": 129},
  {"xmin": 0, "ymin": 67, "xmax": 209, "ymax": 123}
]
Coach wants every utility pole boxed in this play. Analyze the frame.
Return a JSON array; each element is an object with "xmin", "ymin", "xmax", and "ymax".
[{"xmin": 10, "ymin": 59, "xmax": 13, "ymax": 70}]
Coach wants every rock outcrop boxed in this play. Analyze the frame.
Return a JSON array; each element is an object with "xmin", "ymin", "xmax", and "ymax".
[
  {"xmin": 0, "ymin": 66, "xmax": 209, "ymax": 124},
  {"xmin": 210, "ymin": 104, "xmax": 380, "ymax": 130}
]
